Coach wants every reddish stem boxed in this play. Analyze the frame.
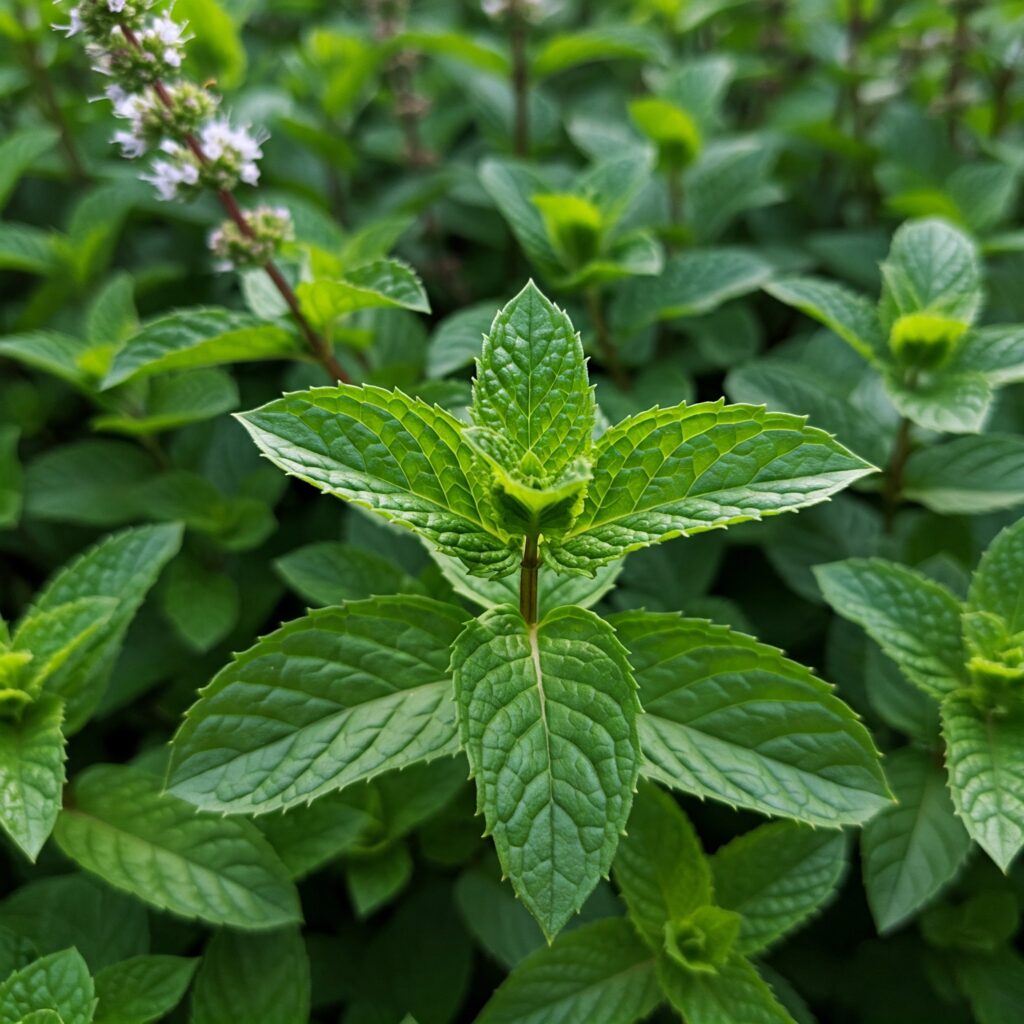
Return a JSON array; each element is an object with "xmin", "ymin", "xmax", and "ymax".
[{"xmin": 120, "ymin": 25, "xmax": 350, "ymax": 384}]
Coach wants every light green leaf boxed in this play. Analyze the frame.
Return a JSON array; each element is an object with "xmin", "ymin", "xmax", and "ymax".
[
  {"xmin": 0, "ymin": 127, "xmax": 58, "ymax": 211},
  {"xmin": 13, "ymin": 524, "xmax": 183, "ymax": 731},
  {"xmin": 168, "ymin": 597, "xmax": 466, "ymax": 814},
  {"xmin": 903, "ymin": 435, "xmax": 1024, "ymax": 514},
  {"xmin": 274, "ymin": 541, "xmax": 419, "ymax": 607},
  {"xmin": 879, "ymin": 218, "xmax": 983, "ymax": 329},
  {"xmin": 472, "ymin": 282, "xmax": 594, "ymax": 478},
  {"xmin": 475, "ymin": 918, "xmax": 659, "ymax": 1024},
  {"xmin": 102, "ymin": 309, "xmax": 300, "ymax": 388},
  {"xmin": 0, "ymin": 950, "xmax": 94, "ymax": 1024},
  {"xmin": 190, "ymin": 928, "xmax": 309, "ymax": 1024},
  {"xmin": 236, "ymin": 385, "xmax": 517, "ymax": 576},
  {"xmin": 531, "ymin": 25, "xmax": 667, "ymax": 78},
  {"xmin": 611, "ymin": 249, "xmax": 772, "ymax": 333},
  {"xmin": 452, "ymin": 605, "xmax": 640, "ymax": 939},
  {"xmin": 0, "ymin": 697, "xmax": 65, "ymax": 862},
  {"xmin": 763, "ymin": 276, "xmax": 885, "ymax": 362},
  {"xmin": 952, "ymin": 326, "xmax": 1024, "ymax": 384},
  {"xmin": 967, "ymin": 518, "xmax": 1024, "ymax": 631},
  {"xmin": 713, "ymin": 821, "xmax": 846, "ymax": 953},
  {"xmin": 0, "ymin": 224, "xmax": 60, "ymax": 275},
  {"xmin": 860, "ymin": 746, "xmax": 970, "ymax": 933},
  {"xmin": 93, "ymin": 955, "xmax": 197, "ymax": 1024},
  {"xmin": 54, "ymin": 764, "xmax": 300, "ymax": 928},
  {"xmin": 0, "ymin": 426, "xmax": 21, "ymax": 528},
  {"xmin": 0, "ymin": 331, "xmax": 94, "ymax": 388},
  {"xmin": 389, "ymin": 29, "xmax": 509, "ymax": 75},
  {"xmin": 613, "ymin": 784, "xmax": 710, "ymax": 948},
  {"xmin": 814, "ymin": 559, "xmax": 966, "ymax": 698},
  {"xmin": 942, "ymin": 695, "xmax": 1024, "ymax": 871},
  {"xmin": 882, "ymin": 369, "xmax": 992, "ymax": 434},
  {"xmin": 548, "ymin": 402, "xmax": 874, "ymax": 573},
  {"xmin": 611, "ymin": 612, "xmax": 890, "ymax": 826},
  {"xmin": 659, "ymin": 953, "xmax": 796, "ymax": 1024}
]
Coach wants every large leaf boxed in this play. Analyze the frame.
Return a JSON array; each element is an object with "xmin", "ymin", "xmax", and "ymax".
[
  {"xmin": 190, "ymin": 928, "xmax": 309, "ymax": 1024},
  {"xmin": 475, "ymin": 918, "xmax": 660, "ymax": 1024},
  {"xmin": 547, "ymin": 401, "xmax": 874, "ymax": 574},
  {"xmin": 168, "ymin": 596, "xmax": 466, "ymax": 814},
  {"xmin": 102, "ymin": 308, "xmax": 300, "ymax": 388},
  {"xmin": 814, "ymin": 559, "xmax": 966, "ymax": 698},
  {"xmin": 452, "ymin": 605, "xmax": 640, "ymax": 939},
  {"xmin": 611, "ymin": 612, "xmax": 890, "ymax": 826},
  {"xmin": 0, "ymin": 949, "xmax": 94, "ymax": 1024},
  {"xmin": 967, "ymin": 518, "xmax": 1024, "ymax": 631},
  {"xmin": 860, "ymin": 747, "xmax": 970, "ymax": 933},
  {"xmin": 903, "ymin": 435, "xmax": 1024, "ymax": 514},
  {"xmin": 472, "ymin": 282, "xmax": 594, "ymax": 477},
  {"xmin": 93, "ymin": 955, "xmax": 197, "ymax": 1024},
  {"xmin": 712, "ymin": 821, "xmax": 847, "ymax": 953},
  {"xmin": 55, "ymin": 764, "xmax": 300, "ymax": 929},
  {"xmin": 942, "ymin": 696, "xmax": 1024, "ymax": 871},
  {"xmin": 0, "ymin": 697, "xmax": 65, "ymax": 862},
  {"xmin": 236, "ymin": 385, "xmax": 517, "ymax": 576}
]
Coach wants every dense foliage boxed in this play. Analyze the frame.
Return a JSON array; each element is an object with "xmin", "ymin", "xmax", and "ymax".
[{"xmin": 2, "ymin": 0, "xmax": 1024, "ymax": 1021}]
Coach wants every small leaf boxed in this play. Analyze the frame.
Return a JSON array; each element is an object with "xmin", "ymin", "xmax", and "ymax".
[
  {"xmin": 236, "ymin": 385, "xmax": 517, "ymax": 576},
  {"xmin": 475, "ymin": 918, "xmax": 659, "ymax": 1024},
  {"xmin": 860, "ymin": 747, "xmax": 970, "ymax": 933},
  {"xmin": 967, "ymin": 518, "xmax": 1024, "ymax": 632},
  {"xmin": 952, "ymin": 325, "xmax": 1024, "ymax": 385},
  {"xmin": 93, "ymin": 955, "xmax": 197, "ymax": 1024},
  {"xmin": 0, "ymin": 331, "xmax": 94, "ymax": 388},
  {"xmin": 0, "ymin": 224, "xmax": 60, "ymax": 275},
  {"xmin": 160, "ymin": 554, "xmax": 239, "ymax": 653},
  {"xmin": 531, "ymin": 25, "xmax": 667, "ymax": 78},
  {"xmin": 0, "ymin": 949, "xmax": 94, "ymax": 1024},
  {"xmin": 55, "ymin": 764, "xmax": 300, "ymax": 928},
  {"xmin": 814, "ymin": 559, "xmax": 966, "ymax": 698},
  {"xmin": 102, "ymin": 308, "xmax": 300, "ymax": 388},
  {"xmin": 611, "ymin": 612, "xmax": 891, "ymax": 826},
  {"xmin": 274, "ymin": 541, "xmax": 419, "ymax": 607},
  {"xmin": 942, "ymin": 695, "xmax": 1024, "ymax": 871},
  {"xmin": 190, "ymin": 928, "xmax": 309, "ymax": 1024},
  {"xmin": 0, "ymin": 127, "xmax": 58, "ymax": 211},
  {"xmin": 452, "ymin": 605, "xmax": 640, "ymax": 939},
  {"xmin": 882, "ymin": 368, "xmax": 992, "ymax": 434},
  {"xmin": 168, "ymin": 597, "xmax": 466, "ymax": 814},
  {"xmin": 347, "ymin": 844, "xmax": 413, "ymax": 917}
]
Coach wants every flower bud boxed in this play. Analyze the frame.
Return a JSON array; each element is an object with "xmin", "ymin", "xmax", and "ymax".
[{"xmin": 887, "ymin": 312, "xmax": 968, "ymax": 371}]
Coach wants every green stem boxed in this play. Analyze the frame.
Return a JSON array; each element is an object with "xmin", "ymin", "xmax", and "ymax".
[
  {"xmin": 883, "ymin": 417, "xmax": 912, "ymax": 533},
  {"xmin": 586, "ymin": 289, "xmax": 629, "ymax": 391},
  {"xmin": 520, "ymin": 534, "xmax": 540, "ymax": 625}
]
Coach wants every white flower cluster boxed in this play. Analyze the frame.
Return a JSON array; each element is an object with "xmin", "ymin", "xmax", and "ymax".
[{"xmin": 208, "ymin": 204, "xmax": 294, "ymax": 271}]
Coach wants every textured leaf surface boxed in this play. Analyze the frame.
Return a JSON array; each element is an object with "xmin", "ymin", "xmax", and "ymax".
[
  {"xmin": 953, "ymin": 325, "xmax": 1024, "ymax": 384},
  {"xmin": 0, "ymin": 697, "xmax": 65, "ymax": 861},
  {"xmin": 967, "ymin": 518, "xmax": 1024, "ymax": 630},
  {"xmin": 190, "ymin": 928, "xmax": 309, "ymax": 1024},
  {"xmin": 452, "ymin": 606, "xmax": 640, "ymax": 939},
  {"xmin": 169, "ymin": 596, "xmax": 466, "ymax": 813},
  {"xmin": 472, "ymin": 282, "xmax": 593, "ymax": 477},
  {"xmin": 547, "ymin": 402, "xmax": 873, "ymax": 572},
  {"xmin": 613, "ymin": 784, "xmax": 710, "ymax": 947},
  {"xmin": 475, "ymin": 918, "xmax": 659, "ymax": 1024},
  {"xmin": 942, "ymin": 696, "xmax": 1024, "ymax": 871},
  {"xmin": 103, "ymin": 308, "xmax": 299, "ymax": 387},
  {"xmin": 55, "ymin": 764, "xmax": 300, "ymax": 928},
  {"xmin": 612, "ymin": 612, "xmax": 890, "ymax": 825},
  {"xmin": 712, "ymin": 821, "xmax": 846, "ymax": 952},
  {"xmin": 815, "ymin": 559, "xmax": 965, "ymax": 698},
  {"xmin": 0, "ymin": 949, "xmax": 94, "ymax": 1024},
  {"xmin": 860, "ymin": 747, "xmax": 969, "ymax": 932},
  {"xmin": 882, "ymin": 370, "xmax": 992, "ymax": 435},
  {"xmin": 903, "ymin": 435, "xmax": 1024, "ymax": 514},
  {"xmin": 237, "ymin": 385, "xmax": 517, "ymax": 575},
  {"xmin": 659, "ymin": 953, "xmax": 796, "ymax": 1024},
  {"xmin": 93, "ymin": 955, "xmax": 197, "ymax": 1024}
]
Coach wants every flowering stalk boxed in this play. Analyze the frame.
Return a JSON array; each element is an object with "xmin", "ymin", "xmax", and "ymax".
[{"xmin": 55, "ymin": 0, "xmax": 349, "ymax": 384}]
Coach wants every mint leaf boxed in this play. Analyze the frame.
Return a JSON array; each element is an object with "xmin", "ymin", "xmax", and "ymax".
[
  {"xmin": 54, "ymin": 764, "xmax": 300, "ymax": 928},
  {"xmin": 815, "ymin": 559, "xmax": 966, "ymax": 698},
  {"xmin": 861, "ymin": 747, "xmax": 970, "ymax": 933},
  {"xmin": 274, "ymin": 542, "xmax": 420, "ymax": 607},
  {"xmin": 942, "ymin": 695, "xmax": 1024, "ymax": 871},
  {"xmin": 236, "ymin": 386, "xmax": 517, "ymax": 576},
  {"xmin": 612, "ymin": 612, "xmax": 890, "ymax": 825},
  {"xmin": 190, "ymin": 928, "xmax": 309, "ymax": 1024},
  {"xmin": 904, "ymin": 435, "xmax": 1024, "ymax": 514},
  {"xmin": 0, "ymin": 426, "xmax": 20, "ymax": 529},
  {"xmin": 967, "ymin": 518, "xmax": 1024, "ymax": 631},
  {"xmin": 952, "ymin": 325, "xmax": 1024, "ymax": 384},
  {"xmin": 712, "ymin": 822, "xmax": 847, "ymax": 953},
  {"xmin": 0, "ymin": 697, "xmax": 65, "ymax": 862},
  {"xmin": 548, "ymin": 403, "xmax": 874, "ymax": 573},
  {"xmin": 168, "ymin": 597, "xmax": 466, "ymax": 813},
  {"xmin": 475, "ymin": 918, "xmax": 659, "ymax": 1024},
  {"xmin": 93, "ymin": 956, "xmax": 197, "ymax": 1024},
  {"xmin": 764, "ymin": 277, "xmax": 886, "ymax": 362},
  {"xmin": 613, "ymin": 784, "xmax": 710, "ymax": 947},
  {"xmin": 472, "ymin": 282, "xmax": 594, "ymax": 478},
  {"xmin": 0, "ymin": 949, "xmax": 94, "ymax": 1024},
  {"xmin": 347, "ymin": 844, "xmax": 413, "ymax": 917},
  {"xmin": 882, "ymin": 369, "xmax": 992, "ymax": 434},
  {"xmin": 452, "ymin": 605, "xmax": 640, "ymax": 939},
  {"xmin": 102, "ymin": 308, "xmax": 299, "ymax": 388}
]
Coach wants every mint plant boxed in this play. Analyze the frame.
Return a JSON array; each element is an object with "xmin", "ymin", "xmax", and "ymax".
[{"xmin": 168, "ymin": 281, "xmax": 888, "ymax": 939}]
